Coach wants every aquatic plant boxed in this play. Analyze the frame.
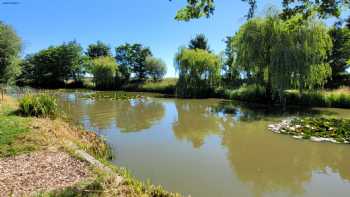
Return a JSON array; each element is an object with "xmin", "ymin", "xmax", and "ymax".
[
  {"xmin": 269, "ymin": 117, "xmax": 350, "ymax": 143},
  {"xmin": 81, "ymin": 92, "xmax": 145, "ymax": 100},
  {"xmin": 18, "ymin": 94, "xmax": 59, "ymax": 118}
]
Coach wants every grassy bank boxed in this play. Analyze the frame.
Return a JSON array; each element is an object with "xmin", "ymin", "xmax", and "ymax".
[
  {"xmin": 269, "ymin": 117, "xmax": 350, "ymax": 143},
  {"xmin": 216, "ymin": 85, "xmax": 350, "ymax": 108},
  {"xmin": 120, "ymin": 78, "xmax": 177, "ymax": 95},
  {"xmin": 18, "ymin": 78, "xmax": 350, "ymax": 108},
  {"xmin": 0, "ymin": 95, "xmax": 182, "ymax": 197}
]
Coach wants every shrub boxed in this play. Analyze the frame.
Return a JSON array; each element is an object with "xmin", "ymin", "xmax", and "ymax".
[
  {"xmin": 19, "ymin": 94, "xmax": 58, "ymax": 118},
  {"xmin": 217, "ymin": 84, "xmax": 267, "ymax": 102}
]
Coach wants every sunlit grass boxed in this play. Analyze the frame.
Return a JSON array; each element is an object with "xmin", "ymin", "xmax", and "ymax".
[
  {"xmin": 217, "ymin": 86, "xmax": 350, "ymax": 108},
  {"xmin": 122, "ymin": 78, "xmax": 177, "ymax": 94}
]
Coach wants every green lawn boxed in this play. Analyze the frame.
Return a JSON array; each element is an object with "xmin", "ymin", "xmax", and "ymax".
[{"xmin": 0, "ymin": 106, "xmax": 32, "ymax": 157}]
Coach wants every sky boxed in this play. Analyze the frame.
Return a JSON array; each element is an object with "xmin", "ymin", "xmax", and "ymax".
[{"xmin": 0, "ymin": 0, "xmax": 345, "ymax": 77}]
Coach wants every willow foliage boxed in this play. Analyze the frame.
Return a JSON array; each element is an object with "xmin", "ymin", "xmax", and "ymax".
[
  {"xmin": 90, "ymin": 56, "xmax": 118, "ymax": 90},
  {"xmin": 0, "ymin": 21, "xmax": 22, "ymax": 83},
  {"xmin": 233, "ymin": 14, "xmax": 332, "ymax": 100},
  {"xmin": 175, "ymin": 48, "xmax": 221, "ymax": 97}
]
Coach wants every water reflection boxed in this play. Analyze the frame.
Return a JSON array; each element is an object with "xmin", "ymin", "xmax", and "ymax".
[
  {"xmin": 60, "ymin": 92, "xmax": 165, "ymax": 132},
  {"xmin": 114, "ymin": 99, "xmax": 165, "ymax": 132},
  {"xmin": 56, "ymin": 91, "xmax": 350, "ymax": 197},
  {"xmin": 214, "ymin": 101, "xmax": 339, "ymax": 122},
  {"xmin": 173, "ymin": 99, "xmax": 350, "ymax": 196},
  {"xmin": 173, "ymin": 100, "xmax": 225, "ymax": 148},
  {"xmin": 222, "ymin": 121, "xmax": 350, "ymax": 196}
]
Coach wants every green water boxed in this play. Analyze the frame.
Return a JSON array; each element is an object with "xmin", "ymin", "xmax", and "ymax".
[{"xmin": 58, "ymin": 90, "xmax": 350, "ymax": 197}]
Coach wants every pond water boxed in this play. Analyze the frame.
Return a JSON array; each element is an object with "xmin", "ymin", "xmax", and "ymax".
[{"xmin": 57, "ymin": 90, "xmax": 350, "ymax": 197}]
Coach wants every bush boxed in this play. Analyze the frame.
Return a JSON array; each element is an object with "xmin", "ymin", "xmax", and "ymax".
[
  {"xmin": 217, "ymin": 84, "xmax": 267, "ymax": 102},
  {"xmin": 19, "ymin": 94, "xmax": 59, "ymax": 118}
]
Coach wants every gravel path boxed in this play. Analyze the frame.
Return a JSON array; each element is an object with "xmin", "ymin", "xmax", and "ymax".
[{"xmin": 0, "ymin": 151, "xmax": 90, "ymax": 196}]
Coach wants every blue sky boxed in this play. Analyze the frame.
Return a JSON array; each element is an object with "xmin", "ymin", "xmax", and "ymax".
[{"xmin": 0, "ymin": 0, "xmax": 344, "ymax": 77}]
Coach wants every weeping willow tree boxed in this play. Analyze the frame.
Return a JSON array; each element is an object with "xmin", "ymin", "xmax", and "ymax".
[
  {"xmin": 175, "ymin": 48, "xmax": 221, "ymax": 98},
  {"xmin": 90, "ymin": 56, "xmax": 118, "ymax": 90},
  {"xmin": 233, "ymin": 12, "xmax": 332, "ymax": 103}
]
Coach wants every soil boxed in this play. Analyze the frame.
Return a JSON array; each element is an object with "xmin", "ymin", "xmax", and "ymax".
[{"xmin": 0, "ymin": 150, "xmax": 90, "ymax": 196}]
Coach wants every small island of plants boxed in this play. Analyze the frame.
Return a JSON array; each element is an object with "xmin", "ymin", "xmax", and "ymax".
[{"xmin": 269, "ymin": 117, "xmax": 350, "ymax": 144}]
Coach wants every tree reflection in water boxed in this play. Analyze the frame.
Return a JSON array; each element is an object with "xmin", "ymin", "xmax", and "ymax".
[
  {"xmin": 114, "ymin": 99, "xmax": 165, "ymax": 132},
  {"xmin": 173, "ymin": 99, "xmax": 350, "ymax": 196},
  {"xmin": 58, "ymin": 92, "xmax": 350, "ymax": 197}
]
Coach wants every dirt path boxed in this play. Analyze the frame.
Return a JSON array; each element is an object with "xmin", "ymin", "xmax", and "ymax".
[{"xmin": 0, "ymin": 150, "xmax": 90, "ymax": 196}]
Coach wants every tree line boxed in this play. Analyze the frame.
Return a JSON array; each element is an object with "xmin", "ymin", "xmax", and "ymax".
[
  {"xmin": 15, "ymin": 40, "xmax": 167, "ymax": 89},
  {"xmin": 174, "ymin": 11, "xmax": 350, "ymax": 100},
  {"xmin": 0, "ymin": 4, "xmax": 349, "ymax": 103},
  {"xmin": 1, "ymin": 21, "xmax": 167, "ymax": 90}
]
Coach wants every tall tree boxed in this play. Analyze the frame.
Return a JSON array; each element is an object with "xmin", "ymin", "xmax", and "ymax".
[
  {"xmin": 232, "ymin": 13, "xmax": 332, "ymax": 102},
  {"xmin": 346, "ymin": 16, "xmax": 350, "ymax": 29},
  {"xmin": 188, "ymin": 34, "xmax": 211, "ymax": 51},
  {"xmin": 0, "ymin": 21, "xmax": 22, "ymax": 83},
  {"xmin": 326, "ymin": 25, "xmax": 350, "ymax": 87},
  {"xmin": 89, "ymin": 56, "xmax": 118, "ymax": 90},
  {"xmin": 175, "ymin": 48, "xmax": 221, "ymax": 97},
  {"xmin": 173, "ymin": 0, "xmax": 349, "ymax": 21},
  {"xmin": 21, "ymin": 41, "xmax": 83, "ymax": 87},
  {"xmin": 86, "ymin": 41, "xmax": 111, "ymax": 58},
  {"xmin": 222, "ymin": 36, "xmax": 241, "ymax": 86},
  {"xmin": 115, "ymin": 43, "xmax": 152, "ymax": 81},
  {"xmin": 145, "ymin": 56, "xmax": 167, "ymax": 81},
  {"xmin": 172, "ymin": 0, "xmax": 257, "ymax": 21},
  {"xmin": 281, "ymin": 0, "xmax": 350, "ymax": 19}
]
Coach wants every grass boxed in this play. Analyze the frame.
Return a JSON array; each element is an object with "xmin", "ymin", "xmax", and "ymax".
[
  {"xmin": 18, "ymin": 94, "xmax": 59, "ymax": 118},
  {"xmin": 0, "ymin": 105, "xmax": 32, "ymax": 157},
  {"xmin": 41, "ymin": 166, "xmax": 182, "ymax": 197},
  {"xmin": 215, "ymin": 84, "xmax": 267, "ymax": 102},
  {"xmin": 216, "ymin": 85, "xmax": 350, "ymax": 108},
  {"xmin": 121, "ymin": 78, "xmax": 177, "ymax": 94},
  {"xmin": 0, "ymin": 95, "xmax": 182, "ymax": 197},
  {"xmin": 285, "ymin": 89, "xmax": 350, "ymax": 108}
]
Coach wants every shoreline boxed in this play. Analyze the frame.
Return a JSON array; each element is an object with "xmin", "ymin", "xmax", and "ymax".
[
  {"xmin": 12, "ymin": 83, "xmax": 350, "ymax": 109},
  {"xmin": 0, "ymin": 95, "xmax": 182, "ymax": 196}
]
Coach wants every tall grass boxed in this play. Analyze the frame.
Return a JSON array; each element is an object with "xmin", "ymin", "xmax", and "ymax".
[
  {"xmin": 217, "ymin": 85, "xmax": 350, "ymax": 108},
  {"xmin": 122, "ymin": 78, "xmax": 177, "ymax": 94},
  {"xmin": 286, "ymin": 90, "xmax": 350, "ymax": 108},
  {"xmin": 19, "ymin": 94, "xmax": 59, "ymax": 118},
  {"xmin": 216, "ymin": 84, "xmax": 267, "ymax": 102}
]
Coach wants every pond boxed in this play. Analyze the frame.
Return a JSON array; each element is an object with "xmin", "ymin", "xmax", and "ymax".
[{"xmin": 57, "ymin": 90, "xmax": 350, "ymax": 197}]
